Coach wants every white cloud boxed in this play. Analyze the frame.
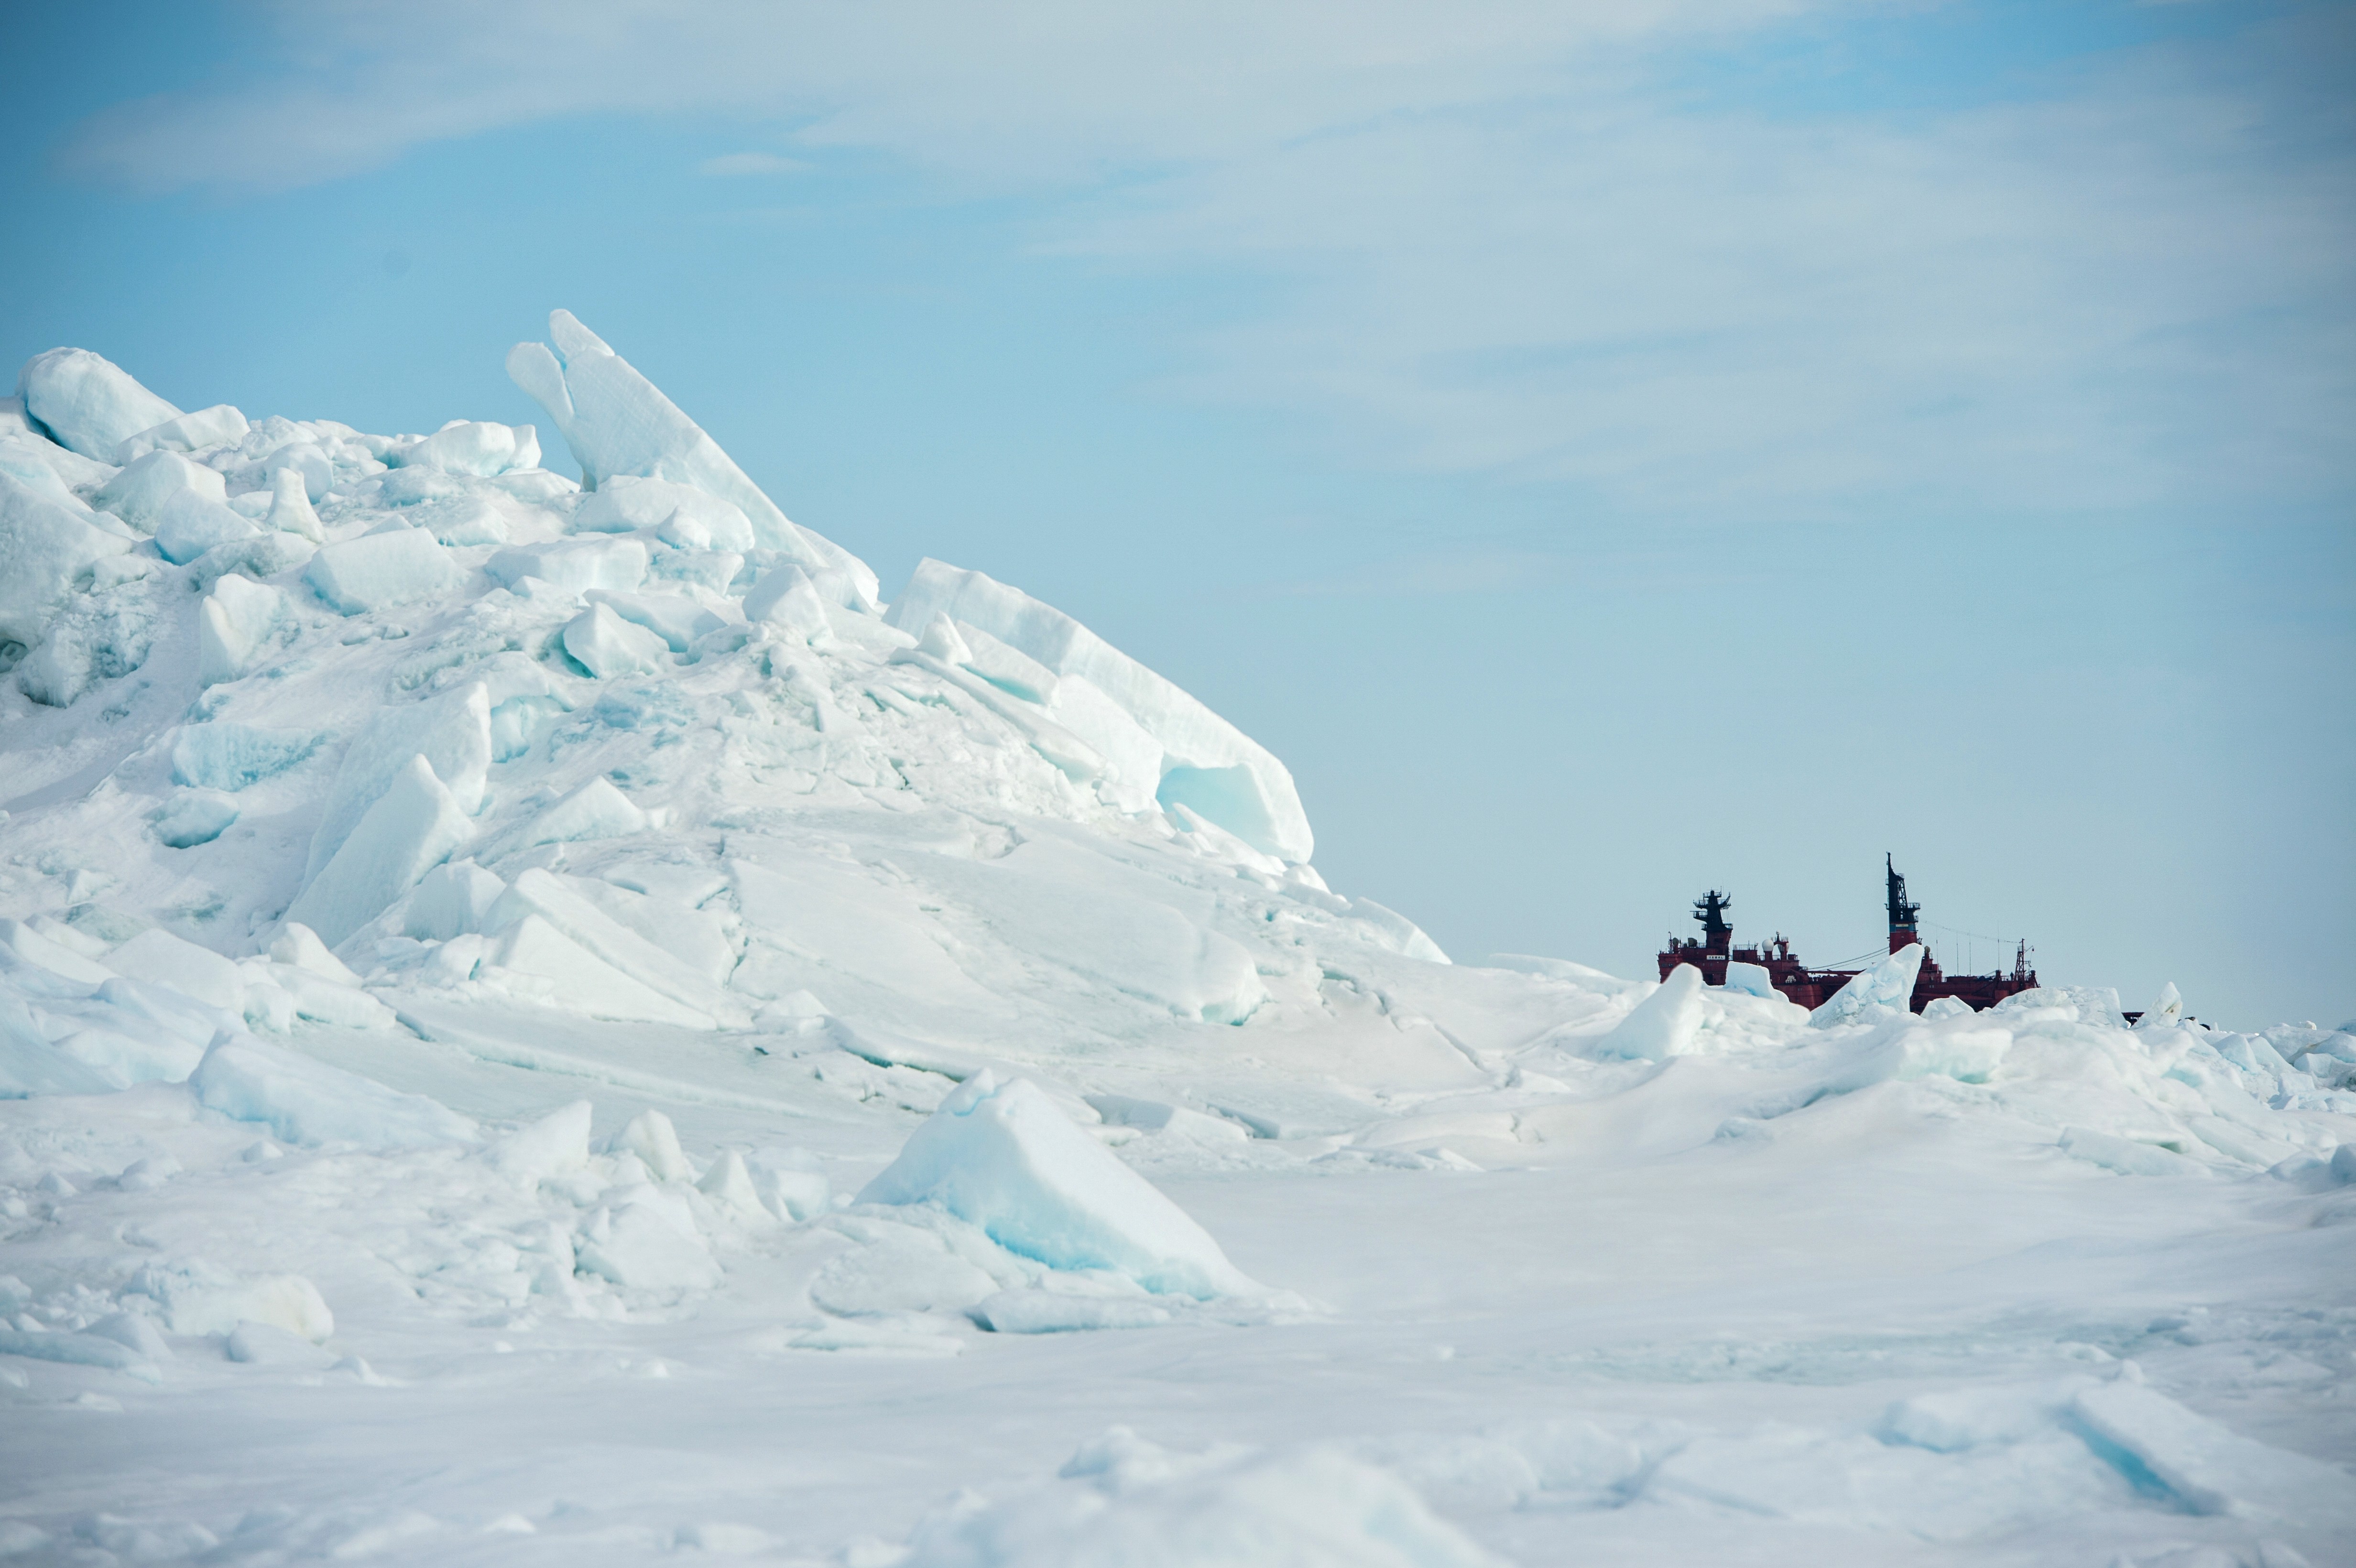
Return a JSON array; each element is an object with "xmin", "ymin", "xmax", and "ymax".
[{"xmin": 50, "ymin": 1, "xmax": 2354, "ymax": 520}]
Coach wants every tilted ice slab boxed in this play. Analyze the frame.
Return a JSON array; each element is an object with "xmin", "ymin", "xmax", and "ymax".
[
  {"xmin": 506, "ymin": 309, "xmax": 878, "ymax": 609},
  {"xmin": 887, "ymin": 558, "xmax": 1314, "ymax": 863}
]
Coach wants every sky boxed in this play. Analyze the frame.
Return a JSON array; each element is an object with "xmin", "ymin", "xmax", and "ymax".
[{"xmin": 2, "ymin": 0, "xmax": 2349, "ymax": 1029}]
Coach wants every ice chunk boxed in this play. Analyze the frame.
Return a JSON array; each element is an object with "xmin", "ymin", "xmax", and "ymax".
[
  {"xmin": 226, "ymin": 1320, "xmax": 333, "ymax": 1366},
  {"xmin": 484, "ymin": 868, "xmax": 720, "ymax": 1019},
  {"xmin": 0, "ymin": 1000, "xmax": 121, "ymax": 1096},
  {"xmin": 414, "ymin": 494, "xmax": 507, "ymax": 546},
  {"xmin": 404, "ymin": 861, "xmax": 507, "ymax": 941},
  {"xmin": 618, "ymin": 1108, "xmax": 692, "ymax": 1183},
  {"xmin": 571, "ymin": 474, "xmax": 757, "ymax": 551},
  {"xmin": 160, "ymin": 1271, "xmax": 336, "ymax": 1342},
  {"xmin": 1345, "ymin": 896, "xmax": 1450, "ymax": 964},
  {"xmin": 304, "ymin": 527, "xmax": 461, "ymax": 615},
  {"xmin": 269, "ymin": 923, "xmax": 360, "ymax": 985},
  {"xmin": 584, "ymin": 588, "xmax": 725, "ymax": 653},
  {"xmin": 305, "ymin": 684, "xmax": 491, "ymax": 884},
  {"xmin": 15, "ymin": 576, "xmax": 164, "ymax": 708},
  {"xmin": 86, "ymin": 1312, "xmax": 173, "ymax": 1363},
  {"xmin": 1920, "ymin": 995, "xmax": 1974, "ymax": 1021},
  {"xmin": 152, "ymin": 791, "xmax": 239, "ymax": 848},
  {"xmin": 917, "ymin": 612, "xmax": 972, "ymax": 664},
  {"xmin": 190, "ymin": 1033, "xmax": 474, "ymax": 1150},
  {"xmin": 0, "ymin": 471, "xmax": 133, "ymax": 647},
  {"xmin": 0, "ymin": 918, "xmax": 117, "ymax": 985},
  {"xmin": 90, "ymin": 449, "xmax": 227, "ymax": 532},
  {"xmin": 398, "ymin": 420, "xmax": 538, "ymax": 477},
  {"xmin": 105, "ymin": 928, "xmax": 246, "ymax": 1010},
  {"xmin": 561, "ymin": 601, "xmax": 670, "ymax": 679},
  {"xmin": 480, "ymin": 913, "xmax": 716, "ymax": 1027},
  {"xmin": 1811, "ymin": 943, "xmax": 1925, "ymax": 1026},
  {"xmin": 114, "ymin": 404, "xmax": 248, "ymax": 463},
  {"xmin": 170, "ymin": 721, "xmax": 320, "ymax": 791},
  {"xmin": 0, "ymin": 1326, "xmax": 156, "ymax": 1378},
  {"xmin": 508, "ymin": 309, "xmax": 877, "ymax": 607},
  {"xmin": 2070, "ymin": 1376, "xmax": 2350, "ymax": 1518},
  {"xmin": 859, "ymin": 1070, "xmax": 1256, "ymax": 1299},
  {"xmin": 489, "ymin": 1100, "xmax": 591, "ymax": 1186},
  {"xmin": 1, "ymin": 422, "xmax": 118, "ymax": 504},
  {"xmin": 268, "ymin": 963, "xmax": 395, "ymax": 1029},
  {"xmin": 485, "ymin": 535, "xmax": 648, "ymax": 597},
  {"xmin": 576, "ymin": 1191, "xmax": 722, "ymax": 1292},
  {"xmin": 1594, "ymin": 964, "xmax": 1706, "ymax": 1059},
  {"xmin": 196, "ymin": 573, "xmax": 293, "ymax": 685},
  {"xmin": 744, "ymin": 562, "xmax": 830, "ymax": 640},
  {"xmin": 973, "ymin": 1292, "xmax": 1172, "ymax": 1334},
  {"xmin": 697, "ymin": 1150, "xmax": 770, "ymax": 1221},
  {"xmin": 886, "ymin": 559, "xmax": 1312, "ymax": 860},
  {"xmin": 17, "ymin": 346, "xmax": 181, "ymax": 460},
  {"xmin": 264, "ymin": 466, "xmax": 323, "ymax": 543},
  {"xmin": 285, "ymin": 754, "xmax": 476, "ymax": 947},
  {"xmin": 1723, "ymin": 961, "xmax": 1775, "ymax": 999},
  {"xmin": 504, "ymin": 776, "xmax": 646, "ymax": 851},
  {"xmin": 263, "ymin": 440, "xmax": 334, "ymax": 504},
  {"xmin": 2058, "ymin": 1126, "xmax": 2208, "ymax": 1177},
  {"xmin": 151, "ymin": 489, "xmax": 260, "ymax": 565},
  {"xmin": 2138, "ymin": 982, "xmax": 2183, "ymax": 1029}
]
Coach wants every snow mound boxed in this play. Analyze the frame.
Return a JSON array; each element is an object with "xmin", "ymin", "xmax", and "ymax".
[
  {"xmin": 901, "ymin": 1428, "xmax": 1505, "ymax": 1568},
  {"xmin": 860, "ymin": 1070, "xmax": 1256, "ymax": 1299}
]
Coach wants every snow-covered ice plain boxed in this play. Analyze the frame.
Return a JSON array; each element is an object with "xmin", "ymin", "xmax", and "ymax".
[{"xmin": 2, "ymin": 314, "xmax": 2351, "ymax": 1567}]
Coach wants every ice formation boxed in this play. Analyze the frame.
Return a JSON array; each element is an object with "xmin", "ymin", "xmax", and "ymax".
[{"xmin": 0, "ymin": 319, "xmax": 2347, "ymax": 1567}]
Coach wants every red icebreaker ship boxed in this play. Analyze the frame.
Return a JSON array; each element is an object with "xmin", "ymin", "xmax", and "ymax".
[{"xmin": 1657, "ymin": 857, "xmax": 2038, "ymax": 1013}]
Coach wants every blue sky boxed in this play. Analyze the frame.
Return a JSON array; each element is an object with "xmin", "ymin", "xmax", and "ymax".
[{"xmin": 4, "ymin": 0, "xmax": 2350, "ymax": 1027}]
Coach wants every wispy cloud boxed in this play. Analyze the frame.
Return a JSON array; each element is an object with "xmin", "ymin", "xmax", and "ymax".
[
  {"xmin": 699, "ymin": 151, "xmax": 807, "ymax": 177},
  {"xmin": 49, "ymin": 1, "xmax": 2354, "ymax": 523}
]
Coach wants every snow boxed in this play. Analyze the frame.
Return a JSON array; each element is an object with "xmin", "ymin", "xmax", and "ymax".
[
  {"xmin": 0, "ymin": 324, "xmax": 2346, "ymax": 1568},
  {"xmin": 901, "ymin": 1430, "xmax": 1506, "ymax": 1567}
]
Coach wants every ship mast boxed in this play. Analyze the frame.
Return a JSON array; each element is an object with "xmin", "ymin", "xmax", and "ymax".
[
  {"xmin": 1692, "ymin": 889, "xmax": 1733, "ymax": 958},
  {"xmin": 1885, "ymin": 853, "xmax": 1920, "ymax": 954}
]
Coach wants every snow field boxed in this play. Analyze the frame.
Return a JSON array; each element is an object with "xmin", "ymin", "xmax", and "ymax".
[{"xmin": 0, "ymin": 319, "xmax": 2349, "ymax": 1565}]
